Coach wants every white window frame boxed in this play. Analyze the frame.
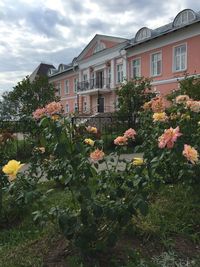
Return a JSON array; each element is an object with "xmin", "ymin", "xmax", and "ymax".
[
  {"xmin": 83, "ymin": 74, "xmax": 88, "ymax": 82},
  {"xmin": 132, "ymin": 58, "xmax": 141, "ymax": 78},
  {"xmin": 56, "ymin": 82, "xmax": 61, "ymax": 96},
  {"xmin": 150, "ymin": 51, "xmax": 162, "ymax": 77},
  {"xmin": 174, "ymin": 10, "xmax": 196, "ymax": 27},
  {"xmin": 65, "ymin": 103, "xmax": 69, "ymax": 113},
  {"xmin": 173, "ymin": 43, "xmax": 187, "ymax": 72},
  {"xmin": 116, "ymin": 64, "xmax": 123, "ymax": 83},
  {"xmin": 65, "ymin": 80, "xmax": 69, "ymax": 94},
  {"xmin": 74, "ymin": 78, "xmax": 78, "ymax": 93}
]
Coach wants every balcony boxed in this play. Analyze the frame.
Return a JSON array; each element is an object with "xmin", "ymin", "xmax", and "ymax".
[{"xmin": 77, "ymin": 78, "xmax": 111, "ymax": 94}]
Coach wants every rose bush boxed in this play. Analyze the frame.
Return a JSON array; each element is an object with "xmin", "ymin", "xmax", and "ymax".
[
  {"xmin": 138, "ymin": 90, "xmax": 200, "ymax": 185},
  {"xmin": 29, "ymin": 104, "xmax": 149, "ymax": 256}
]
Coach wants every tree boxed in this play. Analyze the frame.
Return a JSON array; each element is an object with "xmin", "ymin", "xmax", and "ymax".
[
  {"xmin": 1, "ymin": 75, "xmax": 58, "ymax": 119},
  {"xmin": 116, "ymin": 78, "xmax": 155, "ymax": 127},
  {"xmin": 0, "ymin": 91, "xmax": 18, "ymax": 121}
]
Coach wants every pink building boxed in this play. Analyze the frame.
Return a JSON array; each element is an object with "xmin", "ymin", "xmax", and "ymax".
[{"xmin": 48, "ymin": 9, "xmax": 200, "ymax": 115}]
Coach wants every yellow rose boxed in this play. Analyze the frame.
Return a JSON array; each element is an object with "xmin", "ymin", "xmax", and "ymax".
[
  {"xmin": 51, "ymin": 114, "xmax": 60, "ymax": 121},
  {"xmin": 152, "ymin": 112, "xmax": 167, "ymax": 122},
  {"xmin": 35, "ymin": 147, "xmax": 45, "ymax": 153},
  {"xmin": 84, "ymin": 138, "xmax": 95, "ymax": 146},
  {"xmin": 86, "ymin": 126, "xmax": 98, "ymax": 134},
  {"xmin": 2, "ymin": 160, "xmax": 25, "ymax": 181},
  {"xmin": 132, "ymin": 158, "xmax": 144, "ymax": 166}
]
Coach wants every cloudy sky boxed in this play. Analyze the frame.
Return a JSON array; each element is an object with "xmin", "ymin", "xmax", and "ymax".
[{"xmin": 0, "ymin": 0, "xmax": 199, "ymax": 95}]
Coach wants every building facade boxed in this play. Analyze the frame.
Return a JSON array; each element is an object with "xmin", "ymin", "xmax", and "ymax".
[{"xmin": 48, "ymin": 9, "xmax": 200, "ymax": 115}]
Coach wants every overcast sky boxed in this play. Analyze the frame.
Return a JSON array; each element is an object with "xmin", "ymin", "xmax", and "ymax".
[{"xmin": 0, "ymin": 0, "xmax": 199, "ymax": 95}]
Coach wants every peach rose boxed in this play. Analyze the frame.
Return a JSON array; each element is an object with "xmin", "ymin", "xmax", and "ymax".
[
  {"xmin": 32, "ymin": 108, "xmax": 46, "ymax": 120},
  {"xmin": 45, "ymin": 101, "xmax": 63, "ymax": 115},
  {"xmin": 124, "ymin": 128, "xmax": 136, "ymax": 139},
  {"xmin": 175, "ymin": 95, "xmax": 190, "ymax": 104},
  {"xmin": 114, "ymin": 136, "xmax": 128, "ymax": 146},
  {"xmin": 158, "ymin": 126, "xmax": 182, "ymax": 149},
  {"xmin": 182, "ymin": 144, "xmax": 199, "ymax": 164},
  {"xmin": 151, "ymin": 97, "xmax": 165, "ymax": 112},
  {"xmin": 90, "ymin": 149, "xmax": 105, "ymax": 161}
]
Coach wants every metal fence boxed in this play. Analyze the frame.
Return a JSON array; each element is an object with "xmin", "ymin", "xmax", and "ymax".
[{"xmin": 0, "ymin": 120, "xmax": 39, "ymax": 160}]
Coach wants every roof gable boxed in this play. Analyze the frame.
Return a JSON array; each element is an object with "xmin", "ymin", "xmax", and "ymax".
[{"xmin": 76, "ymin": 34, "xmax": 128, "ymax": 61}]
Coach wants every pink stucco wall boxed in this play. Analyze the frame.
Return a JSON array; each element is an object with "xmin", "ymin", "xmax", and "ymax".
[
  {"xmin": 83, "ymin": 40, "xmax": 120, "ymax": 60},
  {"xmin": 127, "ymin": 35, "xmax": 200, "ymax": 96}
]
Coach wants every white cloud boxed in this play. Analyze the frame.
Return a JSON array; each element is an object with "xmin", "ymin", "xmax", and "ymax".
[{"xmin": 0, "ymin": 0, "xmax": 198, "ymax": 95}]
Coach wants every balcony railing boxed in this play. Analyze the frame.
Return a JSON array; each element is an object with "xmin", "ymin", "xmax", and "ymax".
[{"xmin": 77, "ymin": 78, "xmax": 111, "ymax": 92}]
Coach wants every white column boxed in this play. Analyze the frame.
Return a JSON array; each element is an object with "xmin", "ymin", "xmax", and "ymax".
[
  {"xmin": 121, "ymin": 50, "xmax": 127, "ymax": 81},
  {"xmin": 78, "ymin": 70, "xmax": 82, "ymax": 82},
  {"xmin": 110, "ymin": 59, "xmax": 115, "ymax": 88},
  {"xmin": 103, "ymin": 68, "xmax": 107, "ymax": 88}
]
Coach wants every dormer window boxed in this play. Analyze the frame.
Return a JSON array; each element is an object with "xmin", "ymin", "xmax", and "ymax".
[
  {"xmin": 93, "ymin": 41, "xmax": 106, "ymax": 54},
  {"xmin": 135, "ymin": 27, "xmax": 152, "ymax": 42},
  {"xmin": 58, "ymin": 64, "xmax": 65, "ymax": 72},
  {"xmin": 173, "ymin": 9, "xmax": 196, "ymax": 27}
]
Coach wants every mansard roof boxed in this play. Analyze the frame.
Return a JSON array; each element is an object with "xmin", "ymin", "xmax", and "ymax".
[
  {"xmin": 126, "ymin": 9, "xmax": 200, "ymax": 50},
  {"xmin": 30, "ymin": 63, "xmax": 55, "ymax": 81}
]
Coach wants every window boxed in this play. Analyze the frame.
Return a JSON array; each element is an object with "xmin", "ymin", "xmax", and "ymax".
[
  {"xmin": 116, "ymin": 64, "xmax": 123, "ymax": 83},
  {"xmin": 74, "ymin": 78, "xmax": 78, "ymax": 93},
  {"xmin": 74, "ymin": 102, "xmax": 78, "ymax": 112},
  {"xmin": 65, "ymin": 80, "xmax": 69, "ymax": 94},
  {"xmin": 135, "ymin": 27, "xmax": 151, "ymax": 42},
  {"xmin": 132, "ymin": 58, "xmax": 141, "ymax": 78},
  {"xmin": 173, "ymin": 44, "xmax": 187, "ymax": 72},
  {"xmin": 83, "ymin": 101, "xmax": 87, "ymax": 112},
  {"xmin": 173, "ymin": 9, "xmax": 196, "ymax": 27},
  {"xmin": 65, "ymin": 103, "xmax": 69, "ymax": 113},
  {"xmin": 151, "ymin": 52, "xmax": 162, "ymax": 76},
  {"xmin": 56, "ymin": 82, "xmax": 61, "ymax": 96},
  {"xmin": 83, "ymin": 74, "xmax": 87, "ymax": 81}
]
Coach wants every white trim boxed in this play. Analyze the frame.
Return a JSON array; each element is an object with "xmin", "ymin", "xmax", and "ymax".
[
  {"xmin": 150, "ymin": 51, "xmax": 162, "ymax": 77},
  {"xmin": 78, "ymin": 44, "xmax": 126, "ymax": 70},
  {"xmin": 77, "ymin": 88, "xmax": 111, "ymax": 95},
  {"xmin": 49, "ymin": 72, "xmax": 78, "ymax": 82},
  {"xmin": 61, "ymin": 96, "xmax": 77, "ymax": 100},
  {"xmin": 172, "ymin": 42, "xmax": 187, "ymax": 73},
  {"xmin": 151, "ymin": 73, "xmax": 200, "ymax": 86},
  {"xmin": 127, "ymin": 23, "xmax": 199, "ymax": 58}
]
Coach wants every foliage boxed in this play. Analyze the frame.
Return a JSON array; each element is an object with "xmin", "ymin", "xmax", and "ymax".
[
  {"xmin": 167, "ymin": 75, "xmax": 200, "ymax": 102},
  {"xmin": 0, "ymin": 75, "xmax": 58, "ymax": 119},
  {"xmin": 29, "ymin": 113, "xmax": 149, "ymax": 256},
  {"xmin": 116, "ymin": 78, "xmax": 155, "ymax": 126},
  {"xmin": 0, "ymin": 182, "xmax": 199, "ymax": 267},
  {"xmin": 137, "ymin": 89, "xmax": 200, "ymax": 185}
]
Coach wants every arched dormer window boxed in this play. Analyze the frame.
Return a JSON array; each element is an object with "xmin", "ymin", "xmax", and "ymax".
[
  {"xmin": 48, "ymin": 68, "xmax": 56, "ymax": 76},
  {"xmin": 93, "ymin": 41, "xmax": 106, "ymax": 54},
  {"xmin": 135, "ymin": 27, "xmax": 152, "ymax": 42},
  {"xmin": 173, "ymin": 9, "xmax": 196, "ymax": 27},
  {"xmin": 58, "ymin": 64, "xmax": 65, "ymax": 72}
]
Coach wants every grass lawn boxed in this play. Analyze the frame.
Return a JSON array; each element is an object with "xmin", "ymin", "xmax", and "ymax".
[{"xmin": 0, "ymin": 182, "xmax": 200, "ymax": 267}]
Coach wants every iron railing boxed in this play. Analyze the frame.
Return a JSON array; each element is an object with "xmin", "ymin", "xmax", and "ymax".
[{"xmin": 77, "ymin": 78, "xmax": 111, "ymax": 92}]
